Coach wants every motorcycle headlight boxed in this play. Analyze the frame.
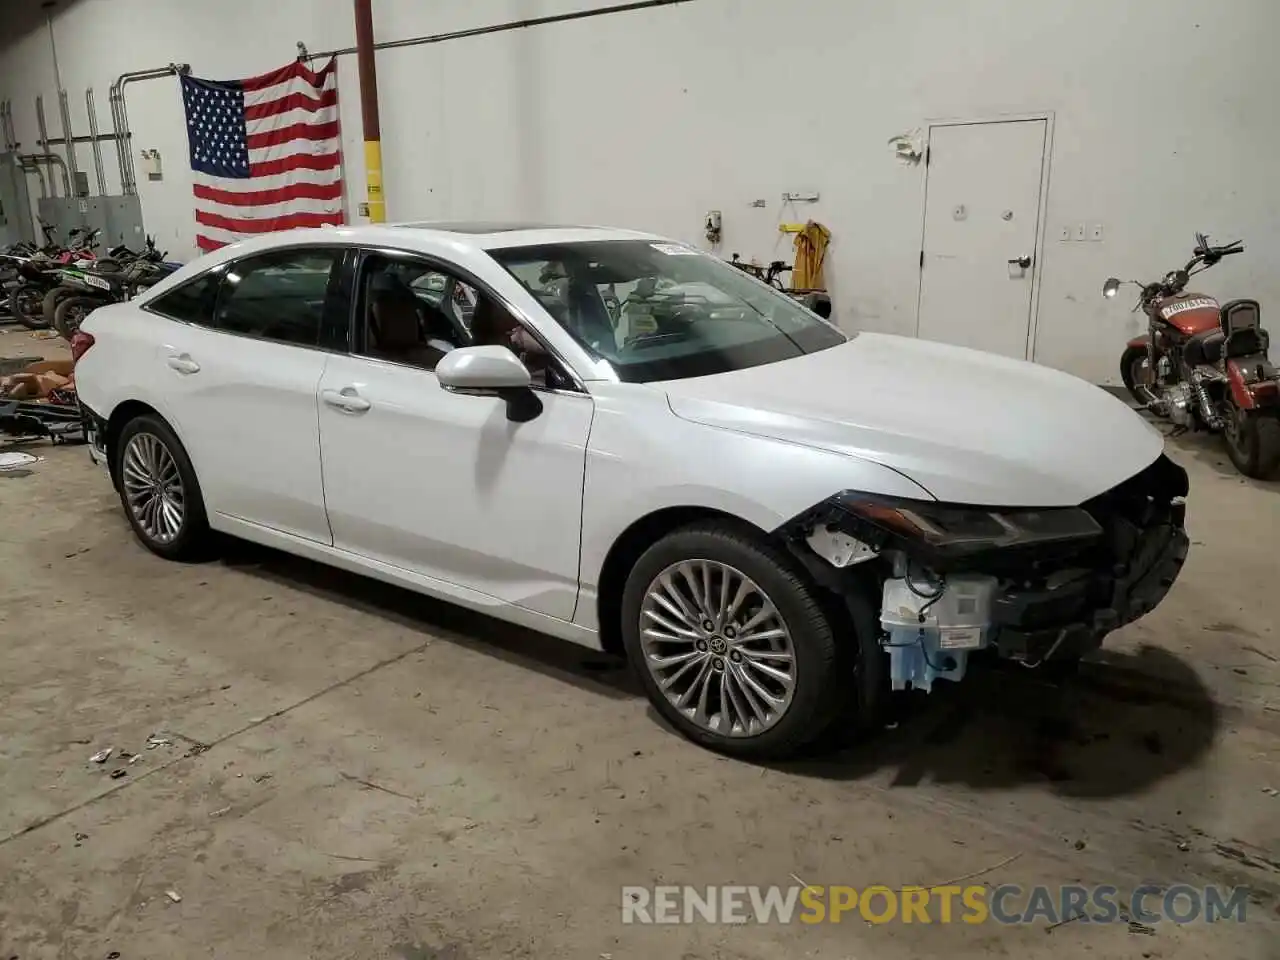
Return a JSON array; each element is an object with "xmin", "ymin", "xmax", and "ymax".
[{"xmin": 831, "ymin": 493, "xmax": 1102, "ymax": 562}]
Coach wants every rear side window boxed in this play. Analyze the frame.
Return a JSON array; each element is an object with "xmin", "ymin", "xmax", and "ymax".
[
  {"xmin": 147, "ymin": 271, "xmax": 222, "ymax": 326},
  {"xmin": 213, "ymin": 249, "xmax": 342, "ymax": 348}
]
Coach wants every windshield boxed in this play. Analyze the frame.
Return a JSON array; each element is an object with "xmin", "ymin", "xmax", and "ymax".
[{"xmin": 489, "ymin": 240, "xmax": 845, "ymax": 382}]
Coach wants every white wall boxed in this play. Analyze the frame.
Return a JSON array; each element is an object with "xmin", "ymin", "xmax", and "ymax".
[{"xmin": 2, "ymin": 0, "xmax": 1276, "ymax": 384}]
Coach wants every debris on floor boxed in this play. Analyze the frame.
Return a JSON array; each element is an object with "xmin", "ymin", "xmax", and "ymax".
[
  {"xmin": 1264, "ymin": 787, "xmax": 1278, "ymax": 797},
  {"xmin": 0, "ymin": 358, "xmax": 74, "ymax": 399},
  {"xmin": 165, "ymin": 889, "xmax": 183, "ymax": 903},
  {"xmin": 0, "ymin": 450, "xmax": 41, "ymax": 470},
  {"xmin": 146, "ymin": 733, "xmax": 172, "ymax": 749},
  {"xmin": 0, "ymin": 358, "xmax": 84, "ymax": 442},
  {"xmin": 109, "ymin": 768, "xmax": 128, "ymax": 779},
  {"xmin": 89, "ymin": 747, "xmax": 113, "ymax": 764}
]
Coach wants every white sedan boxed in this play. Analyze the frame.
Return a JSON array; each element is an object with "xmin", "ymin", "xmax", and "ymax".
[{"xmin": 73, "ymin": 222, "xmax": 1190, "ymax": 759}]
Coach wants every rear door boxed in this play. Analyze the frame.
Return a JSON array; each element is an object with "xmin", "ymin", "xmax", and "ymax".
[{"xmin": 146, "ymin": 246, "xmax": 350, "ymax": 543}]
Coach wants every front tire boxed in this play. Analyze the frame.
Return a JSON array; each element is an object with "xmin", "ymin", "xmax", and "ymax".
[
  {"xmin": 114, "ymin": 414, "xmax": 212, "ymax": 561},
  {"xmin": 620, "ymin": 522, "xmax": 844, "ymax": 760},
  {"xmin": 42, "ymin": 287, "xmax": 76, "ymax": 329},
  {"xmin": 8, "ymin": 283, "xmax": 48, "ymax": 329},
  {"xmin": 54, "ymin": 295, "xmax": 98, "ymax": 340},
  {"xmin": 1223, "ymin": 404, "xmax": 1280, "ymax": 479}
]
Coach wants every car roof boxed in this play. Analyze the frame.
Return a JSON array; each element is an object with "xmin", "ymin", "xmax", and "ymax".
[
  {"xmin": 218, "ymin": 222, "xmax": 666, "ymax": 254},
  {"xmin": 134, "ymin": 222, "xmax": 681, "ymax": 310}
]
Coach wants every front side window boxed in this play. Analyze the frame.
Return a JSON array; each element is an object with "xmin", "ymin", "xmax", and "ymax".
[
  {"xmin": 212, "ymin": 249, "xmax": 342, "ymax": 348},
  {"xmin": 355, "ymin": 252, "xmax": 575, "ymax": 390},
  {"xmin": 490, "ymin": 240, "xmax": 846, "ymax": 382}
]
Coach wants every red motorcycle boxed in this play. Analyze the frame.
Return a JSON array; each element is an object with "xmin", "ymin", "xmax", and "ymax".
[{"xmin": 1107, "ymin": 233, "xmax": 1279, "ymax": 478}]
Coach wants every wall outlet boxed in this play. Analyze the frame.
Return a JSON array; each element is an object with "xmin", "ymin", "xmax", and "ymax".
[
  {"xmin": 1072, "ymin": 222, "xmax": 1087, "ymax": 242},
  {"xmin": 1059, "ymin": 225, "xmax": 1071, "ymax": 241},
  {"xmin": 1089, "ymin": 223, "xmax": 1104, "ymax": 241}
]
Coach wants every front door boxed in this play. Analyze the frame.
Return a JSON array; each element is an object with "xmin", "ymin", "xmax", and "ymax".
[
  {"xmin": 916, "ymin": 119, "xmax": 1047, "ymax": 359},
  {"xmin": 316, "ymin": 250, "xmax": 594, "ymax": 622},
  {"xmin": 317, "ymin": 357, "xmax": 594, "ymax": 620}
]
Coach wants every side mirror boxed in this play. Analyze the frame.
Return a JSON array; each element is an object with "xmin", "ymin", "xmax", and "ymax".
[
  {"xmin": 1102, "ymin": 278, "xmax": 1122, "ymax": 299},
  {"xmin": 435, "ymin": 345, "xmax": 542, "ymax": 422}
]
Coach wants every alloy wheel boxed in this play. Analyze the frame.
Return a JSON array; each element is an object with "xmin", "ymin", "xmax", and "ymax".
[
  {"xmin": 121, "ymin": 432, "xmax": 186, "ymax": 544},
  {"xmin": 639, "ymin": 559, "xmax": 796, "ymax": 737}
]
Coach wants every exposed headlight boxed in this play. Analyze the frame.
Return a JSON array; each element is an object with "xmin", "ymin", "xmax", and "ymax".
[{"xmin": 832, "ymin": 494, "xmax": 1102, "ymax": 563}]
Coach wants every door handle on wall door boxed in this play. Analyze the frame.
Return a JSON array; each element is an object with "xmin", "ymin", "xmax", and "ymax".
[
  {"xmin": 321, "ymin": 387, "xmax": 371, "ymax": 413},
  {"xmin": 1008, "ymin": 254, "xmax": 1033, "ymax": 269},
  {"xmin": 166, "ymin": 354, "xmax": 200, "ymax": 374}
]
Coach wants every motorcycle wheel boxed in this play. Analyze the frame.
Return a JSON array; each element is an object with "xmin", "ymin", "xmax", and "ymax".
[
  {"xmin": 42, "ymin": 287, "xmax": 77, "ymax": 329},
  {"xmin": 1120, "ymin": 344, "xmax": 1163, "ymax": 412},
  {"xmin": 8, "ymin": 283, "xmax": 49, "ymax": 329},
  {"xmin": 1222, "ymin": 403, "xmax": 1280, "ymax": 479},
  {"xmin": 54, "ymin": 295, "xmax": 98, "ymax": 340}
]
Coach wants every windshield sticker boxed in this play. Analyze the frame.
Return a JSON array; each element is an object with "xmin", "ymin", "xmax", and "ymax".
[
  {"xmin": 1160, "ymin": 297, "xmax": 1218, "ymax": 318},
  {"xmin": 650, "ymin": 242, "xmax": 701, "ymax": 256}
]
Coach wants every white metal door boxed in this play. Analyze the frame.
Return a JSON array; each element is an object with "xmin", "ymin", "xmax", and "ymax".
[
  {"xmin": 317, "ymin": 355, "xmax": 594, "ymax": 621},
  {"xmin": 916, "ymin": 119, "xmax": 1047, "ymax": 359}
]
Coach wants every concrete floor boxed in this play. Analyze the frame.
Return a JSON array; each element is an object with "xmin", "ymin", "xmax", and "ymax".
[{"xmin": 1, "ymin": 326, "xmax": 1277, "ymax": 959}]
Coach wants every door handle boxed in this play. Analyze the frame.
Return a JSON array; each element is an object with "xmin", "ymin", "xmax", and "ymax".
[
  {"xmin": 166, "ymin": 354, "xmax": 200, "ymax": 374},
  {"xmin": 321, "ymin": 387, "xmax": 371, "ymax": 414},
  {"xmin": 1008, "ymin": 254, "xmax": 1033, "ymax": 269}
]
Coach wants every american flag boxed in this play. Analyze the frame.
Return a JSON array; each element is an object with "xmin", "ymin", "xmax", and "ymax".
[{"xmin": 180, "ymin": 58, "xmax": 344, "ymax": 253}]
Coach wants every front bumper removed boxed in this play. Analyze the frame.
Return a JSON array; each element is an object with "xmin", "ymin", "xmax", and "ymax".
[{"xmin": 779, "ymin": 454, "xmax": 1190, "ymax": 687}]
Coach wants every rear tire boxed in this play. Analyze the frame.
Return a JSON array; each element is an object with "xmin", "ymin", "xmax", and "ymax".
[
  {"xmin": 1223, "ymin": 405, "xmax": 1280, "ymax": 479},
  {"xmin": 1120, "ymin": 343, "xmax": 1161, "ymax": 410},
  {"xmin": 114, "ymin": 414, "xmax": 212, "ymax": 561},
  {"xmin": 8, "ymin": 283, "xmax": 48, "ymax": 329},
  {"xmin": 53, "ymin": 295, "xmax": 97, "ymax": 340},
  {"xmin": 42, "ymin": 287, "xmax": 76, "ymax": 329},
  {"xmin": 620, "ymin": 521, "xmax": 846, "ymax": 760}
]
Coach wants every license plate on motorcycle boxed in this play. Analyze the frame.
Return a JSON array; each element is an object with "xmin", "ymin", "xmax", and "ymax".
[{"xmin": 84, "ymin": 275, "xmax": 111, "ymax": 291}]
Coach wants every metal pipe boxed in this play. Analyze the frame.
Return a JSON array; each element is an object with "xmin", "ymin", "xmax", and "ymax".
[
  {"xmin": 86, "ymin": 88, "xmax": 106, "ymax": 194},
  {"xmin": 21, "ymin": 159, "xmax": 49, "ymax": 199},
  {"xmin": 37, "ymin": 133, "xmax": 119, "ymax": 146},
  {"xmin": 35, "ymin": 95, "xmax": 49, "ymax": 152},
  {"xmin": 57, "ymin": 89, "xmax": 81, "ymax": 188},
  {"xmin": 304, "ymin": 0, "xmax": 696, "ymax": 59},
  {"xmin": 35, "ymin": 95, "xmax": 57, "ymax": 196},
  {"xmin": 108, "ymin": 64, "xmax": 187, "ymax": 195},
  {"xmin": 354, "ymin": 0, "xmax": 384, "ymax": 222},
  {"xmin": 21, "ymin": 153, "xmax": 68, "ymax": 196},
  {"xmin": 0, "ymin": 100, "xmax": 13, "ymax": 150},
  {"xmin": 46, "ymin": 12, "xmax": 64, "ymax": 91}
]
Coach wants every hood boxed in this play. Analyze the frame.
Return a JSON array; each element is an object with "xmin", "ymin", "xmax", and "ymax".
[{"xmin": 661, "ymin": 333, "xmax": 1164, "ymax": 507}]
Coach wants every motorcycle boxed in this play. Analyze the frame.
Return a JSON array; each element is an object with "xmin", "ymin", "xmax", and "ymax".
[
  {"xmin": 1106, "ymin": 232, "xmax": 1280, "ymax": 478},
  {"xmin": 4, "ymin": 227, "xmax": 102, "ymax": 329},
  {"xmin": 727, "ymin": 253, "xmax": 833, "ymax": 319},
  {"xmin": 51, "ymin": 239, "xmax": 175, "ymax": 339}
]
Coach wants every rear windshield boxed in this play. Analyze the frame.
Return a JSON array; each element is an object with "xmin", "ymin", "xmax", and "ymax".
[{"xmin": 489, "ymin": 240, "xmax": 844, "ymax": 382}]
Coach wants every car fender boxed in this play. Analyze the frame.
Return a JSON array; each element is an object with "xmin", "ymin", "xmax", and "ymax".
[
  {"xmin": 575, "ymin": 383, "xmax": 934, "ymax": 627},
  {"xmin": 77, "ymin": 306, "xmax": 190, "ymax": 465}
]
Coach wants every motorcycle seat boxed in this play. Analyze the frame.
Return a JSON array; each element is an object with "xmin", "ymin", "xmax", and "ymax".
[
  {"xmin": 1185, "ymin": 328, "xmax": 1225, "ymax": 367},
  {"xmin": 1221, "ymin": 299, "xmax": 1267, "ymax": 359}
]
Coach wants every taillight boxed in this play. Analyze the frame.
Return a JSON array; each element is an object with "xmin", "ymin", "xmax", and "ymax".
[{"xmin": 70, "ymin": 331, "xmax": 95, "ymax": 363}]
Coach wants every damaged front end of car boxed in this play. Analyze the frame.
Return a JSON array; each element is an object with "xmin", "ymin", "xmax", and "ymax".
[{"xmin": 776, "ymin": 454, "xmax": 1190, "ymax": 691}]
